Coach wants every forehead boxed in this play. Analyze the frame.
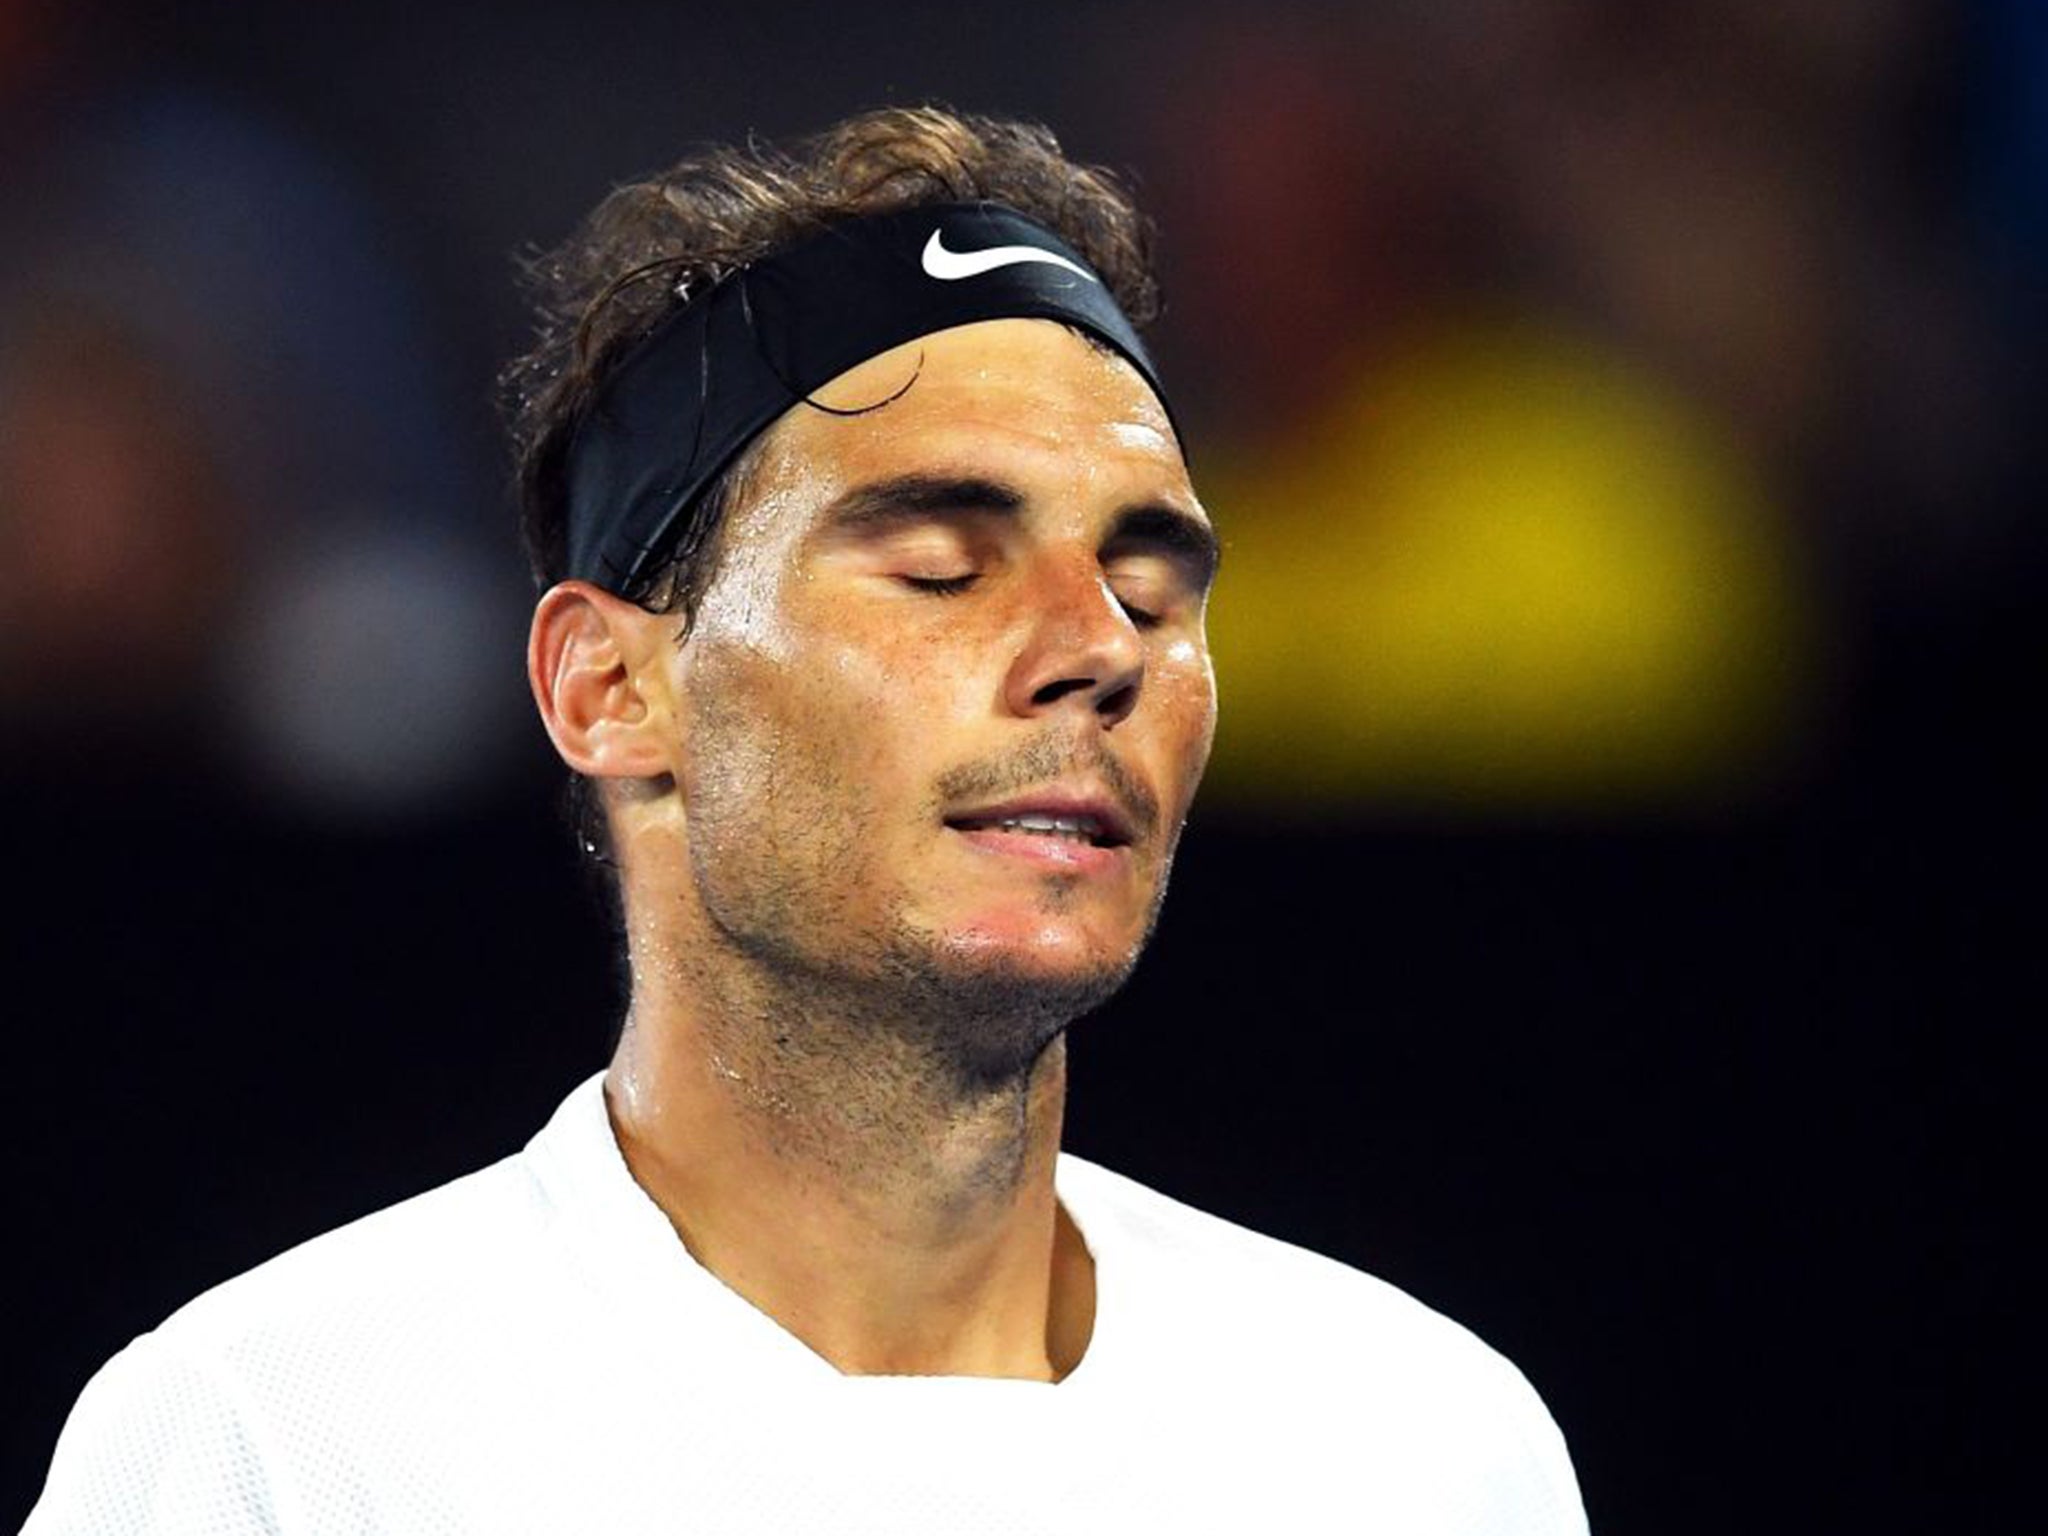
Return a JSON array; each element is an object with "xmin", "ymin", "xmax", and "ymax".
[{"xmin": 734, "ymin": 318, "xmax": 1190, "ymax": 533}]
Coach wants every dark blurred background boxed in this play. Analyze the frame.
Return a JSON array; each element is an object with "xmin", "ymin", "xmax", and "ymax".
[{"xmin": 3, "ymin": 0, "xmax": 2036, "ymax": 1530}]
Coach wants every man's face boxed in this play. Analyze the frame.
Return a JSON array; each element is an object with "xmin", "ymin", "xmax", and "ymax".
[{"xmin": 649, "ymin": 319, "xmax": 1216, "ymax": 1065}]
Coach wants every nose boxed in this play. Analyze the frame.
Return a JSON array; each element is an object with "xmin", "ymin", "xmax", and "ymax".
[{"xmin": 1001, "ymin": 563, "xmax": 1146, "ymax": 727}]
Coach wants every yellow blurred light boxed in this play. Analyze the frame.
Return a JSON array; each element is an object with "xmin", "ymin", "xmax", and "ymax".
[{"xmin": 1200, "ymin": 316, "xmax": 1810, "ymax": 810}]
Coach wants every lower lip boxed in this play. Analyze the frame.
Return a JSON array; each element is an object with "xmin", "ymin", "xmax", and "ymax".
[{"xmin": 949, "ymin": 827, "xmax": 1130, "ymax": 876}]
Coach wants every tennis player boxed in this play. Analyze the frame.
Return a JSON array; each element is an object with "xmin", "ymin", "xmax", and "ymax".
[{"xmin": 27, "ymin": 107, "xmax": 1586, "ymax": 1534}]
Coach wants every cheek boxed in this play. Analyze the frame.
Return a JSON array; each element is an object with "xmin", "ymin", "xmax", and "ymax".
[
  {"xmin": 682, "ymin": 623, "xmax": 951, "ymax": 830},
  {"xmin": 1154, "ymin": 643, "xmax": 1218, "ymax": 800}
]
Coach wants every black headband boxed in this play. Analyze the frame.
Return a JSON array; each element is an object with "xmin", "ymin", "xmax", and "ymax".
[{"xmin": 560, "ymin": 201, "xmax": 1171, "ymax": 593}]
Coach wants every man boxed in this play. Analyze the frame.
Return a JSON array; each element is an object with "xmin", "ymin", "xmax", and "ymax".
[{"xmin": 27, "ymin": 107, "xmax": 1587, "ymax": 1533}]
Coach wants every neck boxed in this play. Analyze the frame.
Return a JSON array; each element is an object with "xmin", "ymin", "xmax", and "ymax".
[{"xmin": 605, "ymin": 911, "xmax": 1095, "ymax": 1381}]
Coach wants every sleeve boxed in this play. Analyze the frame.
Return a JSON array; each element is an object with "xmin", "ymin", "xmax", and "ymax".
[{"xmin": 22, "ymin": 1332, "xmax": 297, "ymax": 1536}]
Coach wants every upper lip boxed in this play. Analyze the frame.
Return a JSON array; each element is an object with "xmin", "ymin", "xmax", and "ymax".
[{"xmin": 944, "ymin": 788, "xmax": 1139, "ymax": 848}]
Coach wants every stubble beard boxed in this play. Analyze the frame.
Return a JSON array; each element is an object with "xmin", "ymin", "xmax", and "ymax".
[
  {"xmin": 697, "ymin": 858, "xmax": 1170, "ymax": 1109},
  {"xmin": 670, "ymin": 863, "xmax": 1167, "ymax": 1211},
  {"xmin": 672, "ymin": 686, "xmax": 1183, "ymax": 1162}
]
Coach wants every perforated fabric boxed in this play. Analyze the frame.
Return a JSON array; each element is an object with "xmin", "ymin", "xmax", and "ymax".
[{"xmin": 26, "ymin": 1076, "xmax": 1587, "ymax": 1535}]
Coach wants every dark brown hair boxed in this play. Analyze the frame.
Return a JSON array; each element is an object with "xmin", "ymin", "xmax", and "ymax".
[
  {"xmin": 504, "ymin": 105, "xmax": 1160, "ymax": 615},
  {"xmin": 501, "ymin": 106, "xmax": 1162, "ymax": 885}
]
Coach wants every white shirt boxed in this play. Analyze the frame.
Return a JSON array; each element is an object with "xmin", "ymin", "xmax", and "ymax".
[{"xmin": 27, "ymin": 1075, "xmax": 1588, "ymax": 1534}]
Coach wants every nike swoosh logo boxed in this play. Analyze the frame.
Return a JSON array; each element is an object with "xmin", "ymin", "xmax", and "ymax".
[{"xmin": 920, "ymin": 229, "xmax": 1098, "ymax": 283}]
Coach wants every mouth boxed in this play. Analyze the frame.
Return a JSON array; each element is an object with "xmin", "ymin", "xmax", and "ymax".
[
  {"xmin": 942, "ymin": 792, "xmax": 1138, "ymax": 872},
  {"xmin": 943, "ymin": 797, "xmax": 1135, "ymax": 850},
  {"xmin": 946, "ymin": 810, "xmax": 1130, "ymax": 850}
]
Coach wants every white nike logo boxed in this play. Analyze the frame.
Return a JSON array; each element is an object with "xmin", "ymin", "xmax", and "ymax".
[{"xmin": 920, "ymin": 229, "xmax": 1098, "ymax": 284}]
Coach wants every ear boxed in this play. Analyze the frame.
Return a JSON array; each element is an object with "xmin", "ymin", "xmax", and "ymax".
[{"xmin": 527, "ymin": 581, "xmax": 677, "ymax": 780}]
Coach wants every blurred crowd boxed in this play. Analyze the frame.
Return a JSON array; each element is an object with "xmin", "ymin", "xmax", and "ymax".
[
  {"xmin": 2, "ymin": 0, "xmax": 2039, "ymax": 819},
  {"xmin": 2, "ymin": 0, "xmax": 524, "ymax": 813},
  {"xmin": 1130, "ymin": 1, "xmax": 2039, "ymax": 809}
]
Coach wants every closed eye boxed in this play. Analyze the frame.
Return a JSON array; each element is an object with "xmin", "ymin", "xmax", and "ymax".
[{"xmin": 901, "ymin": 574, "xmax": 979, "ymax": 597}]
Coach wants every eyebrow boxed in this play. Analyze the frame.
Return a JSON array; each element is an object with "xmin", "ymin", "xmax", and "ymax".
[
  {"xmin": 820, "ymin": 474, "xmax": 1023, "ymax": 533},
  {"xmin": 819, "ymin": 472, "xmax": 1220, "ymax": 591}
]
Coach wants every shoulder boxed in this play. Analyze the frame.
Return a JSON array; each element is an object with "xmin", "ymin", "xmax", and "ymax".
[
  {"xmin": 24, "ymin": 1328, "xmax": 295, "ymax": 1535},
  {"xmin": 26, "ymin": 1150, "xmax": 568, "ymax": 1534},
  {"xmin": 143, "ymin": 1074, "xmax": 625, "ymax": 1372},
  {"xmin": 1059, "ymin": 1153, "xmax": 1588, "ymax": 1533},
  {"xmin": 161, "ymin": 1148, "xmax": 557, "ymax": 1356},
  {"xmin": 24, "ymin": 1097, "xmax": 610, "ymax": 1536},
  {"xmin": 1061, "ymin": 1150, "xmax": 1497, "ymax": 1365}
]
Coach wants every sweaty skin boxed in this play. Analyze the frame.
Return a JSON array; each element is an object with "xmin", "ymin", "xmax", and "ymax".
[{"xmin": 532, "ymin": 319, "xmax": 1217, "ymax": 1380}]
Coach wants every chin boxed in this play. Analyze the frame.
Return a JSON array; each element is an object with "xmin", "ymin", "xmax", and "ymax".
[
  {"xmin": 932, "ymin": 915, "xmax": 1139, "ymax": 989},
  {"xmin": 876, "ymin": 922, "xmax": 1143, "ymax": 1094}
]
